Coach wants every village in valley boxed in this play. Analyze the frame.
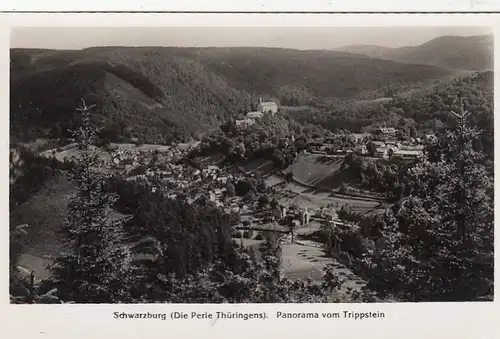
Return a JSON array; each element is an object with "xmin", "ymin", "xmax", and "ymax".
[
  {"xmin": 9, "ymin": 29, "xmax": 493, "ymax": 305},
  {"xmin": 31, "ymin": 96, "xmax": 439, "ymax": 299}
]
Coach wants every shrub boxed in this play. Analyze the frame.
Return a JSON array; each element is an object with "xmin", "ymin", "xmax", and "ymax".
[
  {"xmin": 243, "ymin": 191, "xmax": 255, "ymax": 202},
  {"xmin": 254, "ymin": 233, "xmax": 264, "ymax": 241},
  {"xmin": 258, "ymin": 194, "xmax": 270, "ymax": 208}
]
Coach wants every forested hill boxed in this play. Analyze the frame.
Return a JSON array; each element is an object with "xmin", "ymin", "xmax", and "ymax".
[
  {"xmin": 334, "ymin": 35, "xmax": 493, "ymax": 71},
  {"xmin": 288, "ymin": 71, "xmax": 494, "ymax": 158},
  {"xmin": 11, "ymin": 46, "xmax": 451, "ymax": 144}
]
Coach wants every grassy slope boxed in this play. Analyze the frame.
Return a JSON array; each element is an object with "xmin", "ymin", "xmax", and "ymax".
[
  {"xmin": 11, "ymin": 172, "xmax": 129, "ymax": 277},
  {"xmin": 288, "ymin": 154, "xmax": 345, "ymax": 187},
  {"xmin": 10, "ymin": 174, "xmax": 74, "ymax": 261}
]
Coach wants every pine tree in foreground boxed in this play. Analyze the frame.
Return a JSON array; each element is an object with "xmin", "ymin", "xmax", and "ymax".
[
  {"xmin": 363, "ymin": 101, "xmax": 494, "ymax": 301},
  {"xmin": 49, "ymin": 100, "xmax": 134, "ymax": 303}
]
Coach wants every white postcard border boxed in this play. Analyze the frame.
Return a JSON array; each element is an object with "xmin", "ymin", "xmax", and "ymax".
[{"xmin": 1, "ymin": 12, "xmax": 499, "ymax": 339}]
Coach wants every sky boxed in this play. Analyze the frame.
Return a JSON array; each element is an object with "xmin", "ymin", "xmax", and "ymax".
[{"xmin": 11, "ymin": 26, "xmax": 493, "ymax": 50}]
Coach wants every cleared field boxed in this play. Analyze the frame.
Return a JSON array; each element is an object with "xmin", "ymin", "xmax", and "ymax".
[
  {"xmin": 111, "ymin": 143, "xmax": 173, "ymax": 152},
  {"xmin": 282, "ymin": 242, "xmax": 327, "ymax": 281},
  {"xmin": 11, "ymin": 175, "xmax": 74, "ymax": 257},
  {"xmin": 285, "ymin": 182, "xmax": 309, "ymax": 194},
  {"xmin": 264, "ymin": 174, "xmax": 285, "ymax": 187},
  {"xmin": 240, "ymin": 158, "xmax": 275, "ymax": 175},
  {"xmin": 198, "ymin": 153, "xmax": 225, "ymax": 167},
  {"xmin": 18, "ymin": 254, "xmax": 52, "ymax": 280},
  {"xmin": 280, "ymin": 105, "xmax": 317, "ymax": 111},
  {"xmin": 349, "ymin": 97, "xmax": 393, "ymax": 108},
  {"xmin": 287, "ymin": 154, "xmax": 344, "ymax": 187},
  {"xmin": 288, "ymin": 155, "xmax": 384, "ymax": 194},
  {"xmin": 310, "ymin": 168, "xmax": 359, "ymax": 191},
  {"xmin": 282, "ymin": 239, "xmax": 370, "ymax": 300},
  {"xmin": 279, "ymin": 181, "xmax": 384, "ymax": 214},
  {"xmin": 41, "ymin": 144, "xmax": 113, "ymax": 164},
  {"xmin": 254, "ymin": 161, "xmax": 275, "ymax": 176},
  {"xmin": 11, "ymin": 174, "xmax": 130, "ymax": 279},
  {"xmin": 11, "ymin": 175, "xmax": 75, "ymax": 278}
]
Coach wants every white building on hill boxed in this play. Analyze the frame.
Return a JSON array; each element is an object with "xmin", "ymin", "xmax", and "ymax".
[
  {"xmin": 257, "ymin": 97, "xmax": 278, "ymax": 116},
  {"xmin": 302, "ymin": 209, "xmax": 311, "ymax": 225}
]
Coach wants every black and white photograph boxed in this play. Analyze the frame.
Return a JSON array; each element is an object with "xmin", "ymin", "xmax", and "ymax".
[{"xmin": 9, "ymin": 23, "xmax": 494, "ymax": 305}]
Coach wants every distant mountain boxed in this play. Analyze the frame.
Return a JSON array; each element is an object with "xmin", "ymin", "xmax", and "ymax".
[
  {"xmin": 334, "ymin": 35, "xmax": 493, "ymax": 71},
  {"xmin": 332, "ymin": 45, "xmax": 393, "ymax": 60},
  {"xmin": 11, "ymin": 46, "xmax": 452, "ymax": 144}
]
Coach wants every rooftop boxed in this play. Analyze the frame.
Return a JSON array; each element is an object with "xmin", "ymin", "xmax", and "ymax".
[
  {"xmin": 247, "ymin": 112, "xmax": 264, "ymax": 118},
  {"xmin": 379, "ymin": 127, "xmax": 397, "ymax": 134},
  {"xmin": 393, "ymin": 150, "xmax": 423, "ymax": 155},
  {"xmin": 259, "ymin": 101, "xmax": 277, "ymax": 106}
]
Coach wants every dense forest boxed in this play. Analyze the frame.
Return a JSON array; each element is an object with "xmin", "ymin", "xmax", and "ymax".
[{"xmin": 10, "ymin": 46, "xmax": 452, "ymax": 144}]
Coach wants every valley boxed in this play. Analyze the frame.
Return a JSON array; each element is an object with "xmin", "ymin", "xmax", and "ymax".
[{"xmin": 9, "ymin": 33, "xmax": 494, "ymax": 304}]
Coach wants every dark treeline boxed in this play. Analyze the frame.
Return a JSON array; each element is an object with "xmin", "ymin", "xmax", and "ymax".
[{"xmin": 341, "ymin": 155, "xmax": 410, "ymax": 199}]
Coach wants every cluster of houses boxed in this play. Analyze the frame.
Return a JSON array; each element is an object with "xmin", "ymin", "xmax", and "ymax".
[
  {"xmin": 352, "ymin": 140, "xmax": 427, "ymax": 161},
  {"xmin": 373, "ymin": 126, "xmax": 397, "ymax": 141},
  {"xmin": 110, "ymin": 148, "xmax": 146, "ymax": 170},
  {"xmin": 130, "ymin": 163, "xmax": 195, "ymax": 191},
  {"xmin": 135, "ymin": 162, "xmax": 238, "ymax": 199},
  {"xmin": 305, "ymin": 126, "xmax": 437, "ymax": 162},
  {"xmin": 240, "ymin": 202, "xmax": 341, "ymax": 230},
  {"xmin": 369, "ymin": 141, "xmax": 426, "ymax": 161},
  {"xmin": 107, "ymin": 142, "xmax": 199, "ymax": 172}
]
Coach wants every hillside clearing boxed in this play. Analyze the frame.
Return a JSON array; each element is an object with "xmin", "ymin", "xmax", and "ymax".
[
  {"xmin": 287, "ymin": 154, "xmax": 344, "ymax": 186},
  {"xmin": 281, "ymin": 238, "xmax": 373, "ymax": 301},
  {"xmin": 280, "ymin": 181, "xmax": 386, "ymax": 214}
]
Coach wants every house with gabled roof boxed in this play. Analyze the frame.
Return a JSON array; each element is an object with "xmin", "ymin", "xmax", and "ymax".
[
  {"xmin": 374, "ymin": 126, "xmax": 397, "ymax": 140},
  {"xmin": 257, "ymin": 97, "xmax": 278, "ymax": 116}
]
